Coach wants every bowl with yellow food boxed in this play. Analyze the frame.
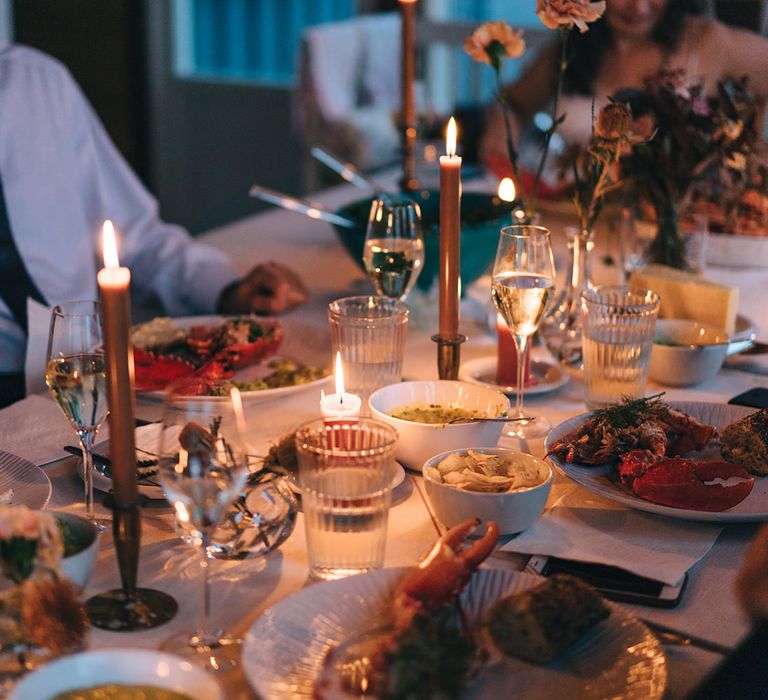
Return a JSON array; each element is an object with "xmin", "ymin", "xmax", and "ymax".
[
  {"xmin": 368, "ymin": 380, "xmax": 510, "ymax": 470},
  {"xmin": 423, "ymin": 447, "xmax": 552, "ymax": 534}
]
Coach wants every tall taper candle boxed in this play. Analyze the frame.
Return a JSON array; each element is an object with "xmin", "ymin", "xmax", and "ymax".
[
  {"xmin": 97, "ymin": 220, "xmax": 138, "ymax": 507},
  {"xmin": 399, "ymin": 0, "xmax": 418, "ymax": 192},
  {"xmin": 439, "ymin": 116, "xmax": 461, "ymax": 339}
]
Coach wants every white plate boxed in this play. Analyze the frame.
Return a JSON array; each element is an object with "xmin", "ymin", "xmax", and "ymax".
[
  {"xmin": 10, "ymin": 648, "xmax": 223, "ymax": 700},
  {"xmin": 707, "ymin": 232, "xmax": 768, "ymax": 268},
  {"xmin": 0, "ymin": 451, "xmax": 52, "ymax": 510},
  {"xmin": 243, "ymin": 567, "xmax": 666, "ymax": 700},
  {"xmin": 134, "ymin": 315, "xmax": 332, "ymax": 403},
  {"xmin": 459, "ymin": 356, "xmax": 569, "ymax": 396},
  {"xmin": 545, "ymin": 401, "xmax": 768, "ymax": 523}
]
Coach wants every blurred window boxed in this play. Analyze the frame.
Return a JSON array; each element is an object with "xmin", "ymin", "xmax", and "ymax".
[{"xmin": 174, "ymin": 0, "xmax": 357, "ymax": 84}]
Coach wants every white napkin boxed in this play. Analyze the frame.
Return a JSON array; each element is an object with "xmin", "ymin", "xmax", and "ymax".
[
  {"xmin": 500, "ymin": 495, "xmax": 723, "ymax": 586},
  {"xmin": 0, "ymin": 394, "xmax": 93, "ymax": 466},
  {"xmin": 25, "ymin": 297, "xmax": 53, "ymax": 396}
]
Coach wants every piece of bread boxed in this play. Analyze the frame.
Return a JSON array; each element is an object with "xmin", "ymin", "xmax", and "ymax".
[
  {"xmin": 487, "ymin": 574, "xmax": 610, "ymax": 663},
  {"xmin": 630, "ymin": 264, "xmax": 739, "ymax": 336},
  {"xmin": 721, "ymin": 408, "xmax": 768, "ymax": 475}
]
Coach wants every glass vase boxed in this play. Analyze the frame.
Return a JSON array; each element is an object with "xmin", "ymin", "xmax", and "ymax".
[{"xmin": 540, "ymin": 226, "xmax": 595, "ymax": 369}]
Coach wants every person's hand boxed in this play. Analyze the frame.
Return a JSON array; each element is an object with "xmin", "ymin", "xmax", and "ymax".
[
  {"xmin": 736, "ymin": 523, "xmax": 768, "ymax": 621},
  {"xmin": 217, "ymin": 261, "xmax": 308, "ymax": 315}
]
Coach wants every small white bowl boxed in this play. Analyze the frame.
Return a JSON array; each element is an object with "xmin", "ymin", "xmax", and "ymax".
[
  {"xmin": 368, "ymin": 381, "xmax": 510, "ymax": 470},
  {"xmin": 10, "ymin": 649, "xmax": 224, "ymax": 700},
  {"xmin": 423, "ymin": 448, "xmax": 552, "ymax": 535},
  {"xmin": 54, "ymin": 511, "xmax": 100, "ymax": 590},
  {"xmin": 649, "ymin": 319, "xmax": 729, "ymax": 387}
]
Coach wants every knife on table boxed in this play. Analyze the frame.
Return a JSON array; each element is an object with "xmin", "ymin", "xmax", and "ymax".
[
  {"xmin": 249, "ymin": 184, "xmax": 356, "ymax": 228},
  {"xmin": 62, "ymin": 445, "xmax": 160, "ymax": 487}
]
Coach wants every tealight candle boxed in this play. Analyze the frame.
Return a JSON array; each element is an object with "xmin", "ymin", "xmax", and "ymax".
[
  {"xmin": 320, "ymin": 352, "xmax": 362, "ymax": 424},
  {"xmin": 97, "ymin": 220, "xmax": 138, "ymax": 508}
]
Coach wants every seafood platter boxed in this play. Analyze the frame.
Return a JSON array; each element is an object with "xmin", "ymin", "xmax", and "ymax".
[
  {"xmin": 546, "ymin": 395, "xmax": 768, "ymax": 522},
  {"xmin": 243, "ymin": 520, "xmax": 666, "ymax": 699},
  {"xmin": 130, "ymin": 315, "xmax": 329, "ymax": 400}
]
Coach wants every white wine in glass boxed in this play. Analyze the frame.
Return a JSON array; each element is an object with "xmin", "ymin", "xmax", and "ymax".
[
  {"xmin": 363, "ymin": 196, "xmax": 424, "ymax": 300},
  {"xmin": 491, "ymin": 226, "xmax": 556, "ymax": 438},
  {"xmin": 46, "ymin": 301, "xmax": 108, "ymax": 529}
]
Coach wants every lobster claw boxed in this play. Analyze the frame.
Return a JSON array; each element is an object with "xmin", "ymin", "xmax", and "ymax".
[{"xmin": 391, "ymin": 518, "xmax": 499, "ymax": 632}]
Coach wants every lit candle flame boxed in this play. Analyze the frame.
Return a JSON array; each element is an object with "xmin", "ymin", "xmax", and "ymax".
[
  {"xmin": 498, "ymin": 177, "xmax": 516, "ymax": 202},
  {"xmin": 102, "ymin": 220, "xmax": 120, "ymax": 268},
  {"xmin": 334, "ymin": 351, "xmax": 345, "ymax": 395},
  {"xmin": 446, "ymin": 117, "xmax": 457, "ymax": 158}
]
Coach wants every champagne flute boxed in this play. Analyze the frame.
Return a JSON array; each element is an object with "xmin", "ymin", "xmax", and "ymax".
[
  {"xmin": 363, "ymin": 195, "xmax": 424, "ymax": 300},
  {"xmin": 491, "ymin": 226, "xmax": 556, "ymax": 438},
  {"xmin": 45, "ymin": 300, "xmax": 108, "ymax": 529},
  {"xmin": 157, "ymin": 388, "xmax": 249, "ymax": 671}
]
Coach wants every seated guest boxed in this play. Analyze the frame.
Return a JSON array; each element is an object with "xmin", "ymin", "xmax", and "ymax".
[
  {"xmin": 481, "ymin": 0, "xmax": 768, "ymax": 161},
  {"xmin": 0, "ymin": 44, "xmax": 307, "ymax": 407}
]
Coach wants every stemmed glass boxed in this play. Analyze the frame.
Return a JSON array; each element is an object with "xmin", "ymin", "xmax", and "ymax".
[
  {"xmin": 45, "ymin": 301, "xmax": 108, "ymax": 530},
  {"xmin": 157, "ymin": 388, "xmax": 249, "ymax": 672},
  {"xmin": 491, "ymin": 225, "xmax": 556, "ymax": 438},
  {"xmin": 363, "ymin": 195, "xmax": 424, "ymax": 300}
]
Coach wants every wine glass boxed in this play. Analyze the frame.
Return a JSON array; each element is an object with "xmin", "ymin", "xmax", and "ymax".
[
  {"xmin": 363, "ymin": 195, "xmax": 424, "ymax": 300},
  {"xmin": 45, "ymin": 300, "xmax": 108, "ymax": 530},
  {"xmin": 491, "ymin": 225, "xmax": 556, "ymax": 438},
  {"xmin": 157, "ymin": 388, "xmax": 249, "ymax": 672}
]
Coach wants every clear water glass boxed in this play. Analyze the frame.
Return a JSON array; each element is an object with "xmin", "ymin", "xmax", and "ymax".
[
  {"xmin": 363, "ymin": 195, "xmax": 424, "ymax": 301},
  {"xmin": 157, "ymin": 391, "xmax": 249, "ymax": 672},
  {"xmin": 295, "ymin": 418, "xmax": 398, "ymax": 581},
  {"xmin": 328, "ymin": 296, "xmax": 409, "ymax": 409},
  {"xmin": 581, "ymin": 286, "xmax": 660, "ymax": 409}
]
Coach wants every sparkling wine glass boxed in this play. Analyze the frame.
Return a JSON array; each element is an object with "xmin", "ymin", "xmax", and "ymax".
[
  {"xmin": 491, "ymin": 225, "xmax": 556, "ymax": 438},
  {"xmin": 45, "ymin": 300, "xmax": 108, "ymax": 529},
  {"xmin": 157, "ymin": 388, "xmax": 249, "ymax": 672},
  {"xmin": 363, "ymin": 195, "xmax": 424, "ymax": 300}
]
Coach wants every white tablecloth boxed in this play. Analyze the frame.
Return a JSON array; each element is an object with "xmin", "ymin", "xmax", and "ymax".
[{"xmin": 25, "ymin": 176, "xmax": 768, "ymax": 698}]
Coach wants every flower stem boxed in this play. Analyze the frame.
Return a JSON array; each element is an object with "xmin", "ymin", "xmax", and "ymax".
[
  {"xmin": 496, "ymin": 70, "xmax": 520, "ymax": 182},
  {"xmin": 530, "ymin": 25, "xmax": 570, "ymax": 216}
]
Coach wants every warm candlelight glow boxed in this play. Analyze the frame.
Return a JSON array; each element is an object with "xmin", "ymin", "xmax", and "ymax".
[
  {"xmin": 446, "ymin": 117, "xmax": 457, "ymax": 158},
  {"xmin": 231, "ymin": 386, "xmax": 246, "ymax": 438},
  {"xmin": 334, "ymin": 351, "xmax": 345, "ymax": 395},
  {"xmin": 102, "ymin": 220, "xmax": 119, "ymax": 268},
  {"xmin": 498, "ymin": 178, "xmax": 517, "ymax": 202}
]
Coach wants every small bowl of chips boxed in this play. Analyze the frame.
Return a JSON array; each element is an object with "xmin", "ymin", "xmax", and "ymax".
[{"xmin": 423, "ymin": 448, "xmax": 552, "ymax": 535}]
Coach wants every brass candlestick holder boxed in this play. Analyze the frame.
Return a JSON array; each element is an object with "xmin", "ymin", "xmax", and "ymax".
[
  {"xmin": 432, "ymin": 333, "xmax": 466, "ymax": 380},
  {"xmin": 86, "ymin": 495, "xmax": 177, "ymax": 631}
]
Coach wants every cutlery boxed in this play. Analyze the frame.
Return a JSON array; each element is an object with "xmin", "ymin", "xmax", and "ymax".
[
  {"xmin": 63, "ymin": 445, "xmax": 161, "ymax": 487},
  {"xmin": 249, "ymin": 184, "xmax": 356, "ymax": 228},
  {"xmin": 310, "ymin": 146, "xmax": 387, "ymax": 193},
  {"xmin": 640, "ymin": 618, "xmax": 732, "ymax": 655}
]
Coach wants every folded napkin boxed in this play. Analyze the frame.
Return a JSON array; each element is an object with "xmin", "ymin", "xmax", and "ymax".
[
  {"xmin": 0, "ymin": 394, "xmax": 95, "ymax": 466},
  {"xmin": 500, "ymin": 495, "xmax": 723, "ymax": 586}
]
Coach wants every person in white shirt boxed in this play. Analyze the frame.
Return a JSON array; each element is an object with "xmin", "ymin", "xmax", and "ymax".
[{"xmin": 0, "ymin": 44, "xmax": 307, "ymax": 406}]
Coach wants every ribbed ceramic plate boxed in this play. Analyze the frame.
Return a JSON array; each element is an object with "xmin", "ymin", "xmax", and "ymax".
[
  {"xmin": 242, "ymin": 568, "xmax": 666, "ymax": 700},
  {"xmin": 0, "ymin": 451, "xmax": 52, "ymax": 510},
  {"xmin": 546, "ymin": 402, "xmax": 768, "ymax": 523},
  {"xmin": 459, "ymin": 356, "xmax": 570, "ymax": 396}
]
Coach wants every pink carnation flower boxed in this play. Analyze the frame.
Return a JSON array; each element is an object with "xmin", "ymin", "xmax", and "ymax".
[{"xmin": 536, "ymin": 0, "xmax": 606, "ymax": 33}]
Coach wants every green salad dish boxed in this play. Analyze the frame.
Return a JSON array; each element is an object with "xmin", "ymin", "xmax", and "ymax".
[
  {"xmin": 55, "ymin": 511, "xmax": 100, "ymax": 589},
  {"xmin": 334, "ymin": 191, "xmax": 514, "ymax": 292}
]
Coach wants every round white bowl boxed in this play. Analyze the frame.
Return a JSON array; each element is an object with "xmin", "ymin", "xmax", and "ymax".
[
  {"xmin": 649, "ymin": 319, "xmax": 729, "ymax": 387},
  {"xmin": 423, "ymin": 448, "xmax": 552, "ymax": 535},
  {"xmin": 55, "ymin": 511, "xmax": 100, "ymax": 590},
  {"xmin": 368, "ymin": 380, "xmax": 510, "ymax": 470},
  {"xmin": 10, "ymin": 649, "xmax": 224, "ymax": 700}
]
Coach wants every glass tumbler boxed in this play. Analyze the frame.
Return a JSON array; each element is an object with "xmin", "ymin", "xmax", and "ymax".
[
  {"xmin": 295, "ymin": 418, "xmax": 398, "ymax": 581},
  {"xmin": 328, "ymin": 296, "xmax": 409, "ymax": 409},
  {"xmin": 581, "ymin": 286, "xmax": 660, "ymax": 409}
]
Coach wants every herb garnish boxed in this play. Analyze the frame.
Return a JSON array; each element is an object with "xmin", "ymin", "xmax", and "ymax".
[{"xmin": 592, "ymin": 393, "xmax": 666, "ymax": 430}]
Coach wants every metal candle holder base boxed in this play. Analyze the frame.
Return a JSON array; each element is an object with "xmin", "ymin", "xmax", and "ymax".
[
  {"xmin": 86, "ymin": 496, "xmax": 177, "ymax": 631},
  {"xmin": 431, "ymin": 334, "xmax": 467, "ymax": 380}
]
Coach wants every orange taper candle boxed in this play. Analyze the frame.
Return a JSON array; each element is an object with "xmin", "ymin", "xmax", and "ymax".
[
  {"xmin": 439, "ymin": 117, "xmax": 461, "ymax": 339},
  {"xmin": 97, "ymin": 220, "xmax": 138, "ymax": 507}
]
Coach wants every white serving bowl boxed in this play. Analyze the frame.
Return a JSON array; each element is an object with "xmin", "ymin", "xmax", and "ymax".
[
  {"xmin": 648, "ymin": 319, "xmax": 729, "ymax": 387},
  {"xmin": 10, "ymin": 649, "xmax": 223, "ymax": 700},
  {"xmin": 423, "ymin": 448, "xmax": 552, "ymax": 535},
  {"xmin": 368, "ymin": 380, "xmax": 510, "ymax": 470},
  {"xmin": 55, "ymin": 511, "xmax": 100, "ymax": 590}
]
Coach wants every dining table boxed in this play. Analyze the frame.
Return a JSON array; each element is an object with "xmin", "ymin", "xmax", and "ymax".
[{"xmin": 7, "ymin": 171, "xmax": 768, "ymax": 699}]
